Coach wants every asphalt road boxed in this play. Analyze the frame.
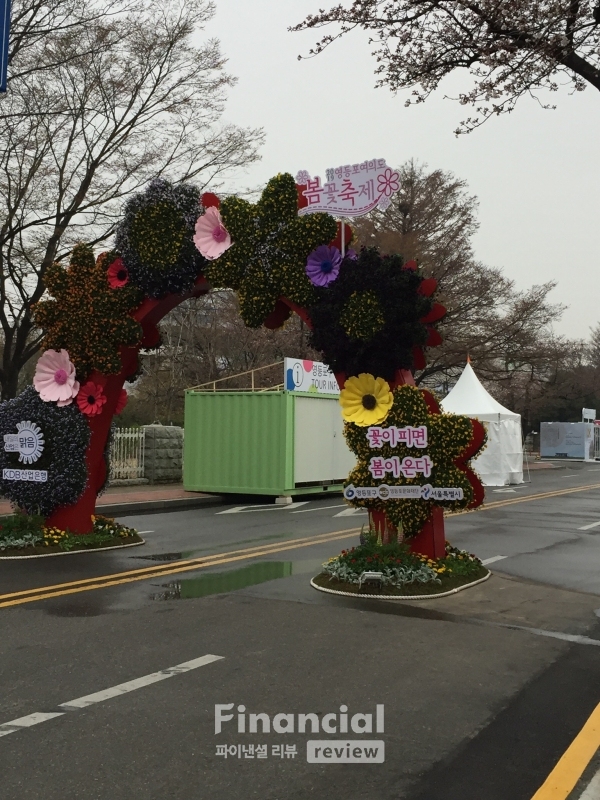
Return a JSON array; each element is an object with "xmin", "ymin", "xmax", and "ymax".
[{"xmin": 2, "ymin": 461, "xmax": 600, "ymax": 799}]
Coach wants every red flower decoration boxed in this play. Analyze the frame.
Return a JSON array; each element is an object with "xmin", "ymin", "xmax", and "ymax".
[
  {"xmin": 115, "ymin": 388, "xmax": 128, "ymax": 415},
  {"xmin": 77, "ymin": 382, "xmax": 107, "ymax": 416},
  {"xmin": 201, "ymin": 192, "xmax": 220, "ymax": 209},
  {"xmin": 107, "ymin": 258, "xmax": 129, "ymax": 288}
]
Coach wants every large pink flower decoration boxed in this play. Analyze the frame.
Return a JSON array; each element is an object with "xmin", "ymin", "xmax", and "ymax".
[
  {"xmin": 193, "ymin": 207, "xmax": 232, "ymax": 260},
  {"xmin": 33, "ymin": 349, "xmax": 80, "ymax": 406},
  {"xmin": 377, "ymin": 168, "xmax": 400, "ymax": 198}
]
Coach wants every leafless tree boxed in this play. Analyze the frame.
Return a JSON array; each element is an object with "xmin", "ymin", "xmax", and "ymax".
[
  {"xmin": 292, "ymin": 0, "xmax": 600, "ymax": 133},
  {"xmin": 351, "ymin": 160, "xmax": 573, "ymax": 424},
  {"xmin": 123, "ymin": 291, "xmax": 319, "ymax": 425},
  {"xmin": 0, "ymin": 0, "xmax": 264, "ymax": 398}
]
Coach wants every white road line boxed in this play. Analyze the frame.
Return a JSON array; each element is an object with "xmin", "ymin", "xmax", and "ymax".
[
  {"xmin": 137, "ymin": 531, "xmax": 154, "ymax": 534},
  {"xmin": 482, "ymin": 555, "xmax": 508, "ymax": 565},
  {"xmin": 578, "ymin": 520, "xmax": 600, "ymax": 530},
  {"xmin": 217, "ymin": 503, "xmax": 308, "ymax": 514},
  {"xmin": 560, "ymin": 474, "xmax": 579, "ymax": 478},
  {"xmin": 492, "ymin": 489, "xmax": 516, "ymax": 493},
  {"xmin": 474, "ymin": 620, "xmax": 600, "ymax": 647},
  {"xmin": 580, "ymin": 766, "xmax": 600, "ymax": 798},
  {"xmin": 0, "ymin": 654, "xmax": 223, "ymax": 738},
  {"xmin": 0, "ymin": 712, "xmax": 64, "ymax": 737},
  {"xmin": 334, "ymin": 508, "xmax": 368, "ymax": 517},
  {"xmin": 291, "ymin": 504, "xmax": 347, "ymax": 514}
]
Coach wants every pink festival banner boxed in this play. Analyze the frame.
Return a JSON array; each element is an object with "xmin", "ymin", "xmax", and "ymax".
[{"xmin": 296, "ymin": 159, "xmax": 400, "ymax": 218}]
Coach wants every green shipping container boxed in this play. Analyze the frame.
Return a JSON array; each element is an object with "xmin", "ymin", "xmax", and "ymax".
[{"xmin": 183, "ymin": 390, "xmax": 356, "ymax": 496}]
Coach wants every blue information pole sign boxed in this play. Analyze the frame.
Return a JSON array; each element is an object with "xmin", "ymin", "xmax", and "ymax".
[{"xmin": 1, "ymin": 0, "xmax": 11, "ymax": 92}]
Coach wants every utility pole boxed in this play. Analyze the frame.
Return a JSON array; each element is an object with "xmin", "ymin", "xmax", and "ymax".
[{"xmin": 1, "ymin": 0, "xmax": 10, "ymax": 92}]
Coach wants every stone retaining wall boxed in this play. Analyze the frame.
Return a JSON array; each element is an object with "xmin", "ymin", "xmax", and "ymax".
[{"xmin": 143, "ymin": 425, "xmax": 184, "ymax": 484}]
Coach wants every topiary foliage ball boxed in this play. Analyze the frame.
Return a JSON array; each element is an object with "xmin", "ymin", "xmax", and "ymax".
[
  {"xmin": 115, "ymin": 178, "xmax": 206, "ymax": 298},
  {"xmin": 308, "ymin": 247, "xmax": 436, "ymax": 381},
  {"xmin": 0, "ymin": 387, "xmax": 90, "ymax": 516}
]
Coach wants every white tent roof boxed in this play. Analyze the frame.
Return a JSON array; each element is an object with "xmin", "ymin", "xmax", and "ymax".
[{"xmin": 440, "ymin": 362, "xmax": 519, "ymax": 421}]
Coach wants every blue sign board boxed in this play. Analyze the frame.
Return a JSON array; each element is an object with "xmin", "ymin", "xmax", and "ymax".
[{"xmin": 1, "ymin": 0, "xmax": 11, "ymax": 92}]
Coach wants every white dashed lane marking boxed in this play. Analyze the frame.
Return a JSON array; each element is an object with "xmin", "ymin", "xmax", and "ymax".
[
  {"xmin": 0, "ymin": 654, "xmax": 223, "ymax": 738},
  {"xmin": 482, "ymin": 555, "xmax": 508, "ymax": 565}
]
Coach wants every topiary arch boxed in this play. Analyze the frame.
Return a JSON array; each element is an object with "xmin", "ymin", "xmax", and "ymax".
[{"xmin": 0, "ymin": 173, "xmax": 486, "ymax": 558}]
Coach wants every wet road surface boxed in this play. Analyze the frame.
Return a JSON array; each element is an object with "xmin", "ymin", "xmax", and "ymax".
[{"xmin": 2, "ymin": 461, "xmax": 600, "ymax": 798}]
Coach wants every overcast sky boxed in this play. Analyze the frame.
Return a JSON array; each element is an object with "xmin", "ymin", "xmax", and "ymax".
[{"xmin": 202, "ymin": 0, "xmax": 600, "ymax": 340}]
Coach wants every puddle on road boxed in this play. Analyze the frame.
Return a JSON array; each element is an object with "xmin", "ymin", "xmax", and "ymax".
[
  {"xmin": 134, "ymin": 552, "xmax": 186, "ymax": 562},
  {"xmin": 150, "ymin": 561, "xmax": 294, "ymax": 601}
]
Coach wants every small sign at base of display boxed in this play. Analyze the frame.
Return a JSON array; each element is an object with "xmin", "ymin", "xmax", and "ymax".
[{"xmin": 344, "ymin": 484, "xmax": 464, "ymax": 502}]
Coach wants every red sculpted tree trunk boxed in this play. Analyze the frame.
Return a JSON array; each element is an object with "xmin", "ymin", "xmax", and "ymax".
[{"xmin": 46, "ymin": 279, "xmax": 210, "ymax": 533}]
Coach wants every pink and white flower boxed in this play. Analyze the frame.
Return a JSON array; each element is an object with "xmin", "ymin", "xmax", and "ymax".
[
  {"xmin": 193, "ymin": 207, "xmax": 232, "ymax": 260},
  {"xmin": 377, "ymin": 168, "xmax": 400, "ymax": 198},
  {"xmin": 33, "ymin": 349, "xmax": 80, "ymax": 406}
]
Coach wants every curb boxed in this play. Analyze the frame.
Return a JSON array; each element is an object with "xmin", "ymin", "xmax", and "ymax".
[
  {"xmin": 310, "ymin": 570, "xmax": 491, "ymax": 600},
  {"xmin": 95, "ymin": 494, "xmax": 225, "ymax": 517},
  {"xmin": 0, "ymin": 538, "xmax": 146, "ymax": 560}
]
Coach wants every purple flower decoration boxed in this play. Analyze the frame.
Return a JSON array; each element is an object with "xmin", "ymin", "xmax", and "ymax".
[
  {"xmin": 305, "ymin": 245, "xmax": 342, "ymax": 287},
  {"xmin": 345, "ymin": 248, "xmax": 358, "ymax": 261}
]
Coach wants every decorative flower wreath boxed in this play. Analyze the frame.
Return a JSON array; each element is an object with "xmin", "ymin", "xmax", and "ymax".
[
  {"xmin": 343, "ymin": 383, "xmax": 486, "ymax": 537},
  {"xmin": 0, "ymin": 387, "xmax": 90, "ymax": 516},
  {"xmin": 115, "ymin": 178, "xmax": 206, "ymax": 298},
  {"xmin": 203, "ymin": 173, "xmax": 338, "ymax": 328},
  {"xmin": 308, "ymin": 248, "xmax": 445, "ymax": 382},
  {"xmin": 33, "ymin": 246, "xmax": 143, "ymax": 381}
]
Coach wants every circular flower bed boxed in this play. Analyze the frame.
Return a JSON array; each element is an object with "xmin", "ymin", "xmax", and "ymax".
[
  {"xmin": 312, "ymin": 533, "xmax": 488, "ymax": 597},
  {"xmin": 0, "ymin": 387, "xmax": 90, "ymax": 516},
  {"xmin": 115, "ymin": 178, "xmax": 205, "ymax": 297},
  {"xmin": 308, "ymin": 247, "xmax": 442, "ymax": 381},
  {"xmin": 0, "ymin": 512, "xmax": 142, "ymax": 557}
]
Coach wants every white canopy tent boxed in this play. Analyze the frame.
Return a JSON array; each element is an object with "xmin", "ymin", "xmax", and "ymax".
[{"xmin": 440, "ymin": 362, "xmax": 523, "ymax": 486}]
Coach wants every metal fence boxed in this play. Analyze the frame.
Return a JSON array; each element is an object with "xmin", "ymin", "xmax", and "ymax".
[{"xmin": 110, "ymin": 427, "xmax": 145, "ymax": 481}]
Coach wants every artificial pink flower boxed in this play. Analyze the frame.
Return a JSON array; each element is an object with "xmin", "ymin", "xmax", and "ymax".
[
  {"xmin": 77, "ymin": 382, "xmax": 107, "ymax": 416},
  {"xmin": 107, "ymin": 257, "xmax": 129, "ymax": 288},
  {"xmin": 115, "ymin": 388, "xmax": 128, "ymax": 415},
  {"xmin": 377, "ymin": 167, "xmax": 400, "ymax": 197},
  {"xmin": 193, "ymin": 206, "xmax": 232, "ymax": 260},
  {"xmin": 33, "ymin": 349, "xmax": 80, "ymax": 406}
]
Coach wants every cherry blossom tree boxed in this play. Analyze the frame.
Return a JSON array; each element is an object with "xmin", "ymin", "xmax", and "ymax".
[{"xmin": 292, "ymin": 0, "xmax": 600, "ymax": 132}]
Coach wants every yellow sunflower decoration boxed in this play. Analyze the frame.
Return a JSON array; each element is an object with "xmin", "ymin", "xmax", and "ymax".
[{"xmin": 339, "ymin": 373, "xmax": 393, "ymax": 426}]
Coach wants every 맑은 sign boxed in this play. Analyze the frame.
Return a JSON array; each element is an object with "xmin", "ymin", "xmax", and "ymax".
[{"xmin": 3, "ymin": 420, "xmax": 44, "ymax": 464}]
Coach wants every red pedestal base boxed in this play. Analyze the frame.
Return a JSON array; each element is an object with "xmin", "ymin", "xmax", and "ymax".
[
  {"xmin": 368, "ymin": 507, "xmax": 446, "ymax": 559},
  {"xmin": 407, "ymin": 506, "xmax": 446, "ymax": 559}
]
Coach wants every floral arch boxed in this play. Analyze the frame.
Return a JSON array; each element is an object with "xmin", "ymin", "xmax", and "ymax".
[{"xmin": 0, "ymin": 173, "xmax": 486, "ymax": 558}]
